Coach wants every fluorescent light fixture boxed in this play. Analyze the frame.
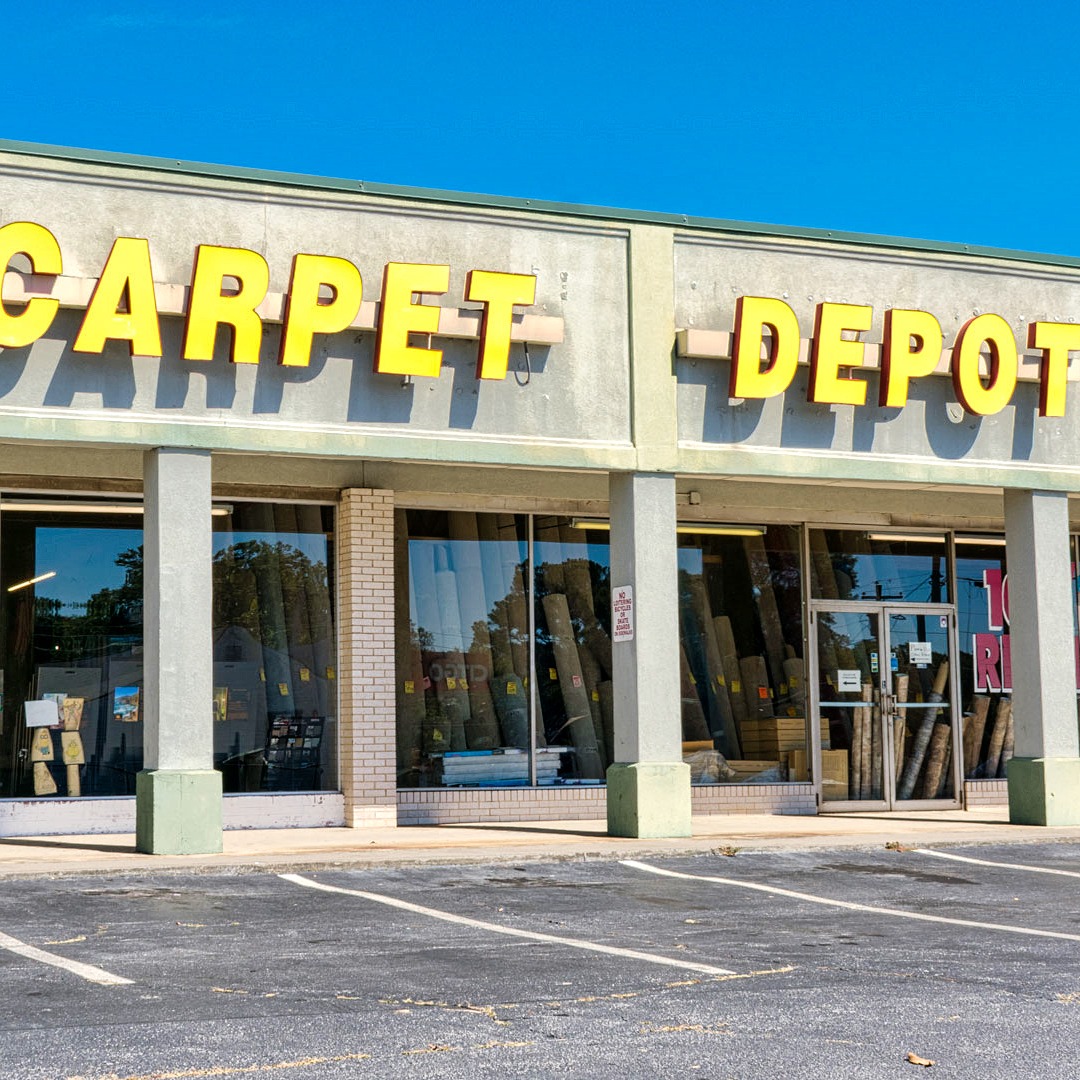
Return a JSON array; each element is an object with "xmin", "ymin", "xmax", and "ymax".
[
  {"xmin": 1, "ymin": 501, "xmax": 143, "ymax": 514},
  {"xmin": 0, "ymin": 501, "xmax": 232, "ymax": 516},
  {"xmin": 570, "ymin": 518, "xmax": 764, "ymax": 536},
  {"xmin": 867, "ymin": 533, "xmax": 946, "ymax": 544},
  {"xmin": 954, "ymin": 535, "xmax": 1007, "ymax": 547},
  {"xmin": 676, "ymin": 524, "xmax": 765, "ymax": 536},
  {"xmin": 7, "ymin": 570, "xmax": 56, "ymax": 592}
]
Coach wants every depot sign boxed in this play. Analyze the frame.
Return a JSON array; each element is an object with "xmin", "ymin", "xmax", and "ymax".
[
  {"xmin": 0, "ymin": 221, "xmax": 537, "ymax": 380},
  {"xmin": 729, "ymin": 296, "xmax": 1080, "ymax": 418}
]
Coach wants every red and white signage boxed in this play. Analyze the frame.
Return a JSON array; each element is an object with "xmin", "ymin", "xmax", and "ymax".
[{"xmin": 612, "ymin": 585, "xmax": 634, "ymax": 643}]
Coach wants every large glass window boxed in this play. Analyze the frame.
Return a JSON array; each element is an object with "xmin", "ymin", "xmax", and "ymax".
[
  {"xmin": 0, "ymin": 501, "xmax": 144, "ymax": 798},
  {"xmin": 955, "ymin": 536, "xmax": 1013, "ymax": 781},
  {"xmin": 394, "ymin": 513, "xmax": 810, "ymax": 789},
  {"xmin": 677, "ymin": 525, "xmax": 806, "ymax": 784},
  {"xmin": 395, "ymin": 510, "xmax": 530, "ymax": 788},
  {"xmin": 212, "ymin": 504, "xmax": 337, "ymax": 794},
  {"xmin": 534, "ymin": 517, "xmax": 612, "ymax": 782},
  {"xmin": 810, "ymin": 530, "xmax": 949, "ymax": 604}
]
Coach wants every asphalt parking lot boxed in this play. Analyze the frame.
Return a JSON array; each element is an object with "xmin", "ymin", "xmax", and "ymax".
[{"xmin": 3, "ymin": 843, "xmax": 1080, "ymax": 1079}]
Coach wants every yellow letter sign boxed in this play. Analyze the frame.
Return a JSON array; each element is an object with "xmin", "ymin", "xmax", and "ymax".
[
  {"xmin": 278, "ymin": 254, "xmax": 363, "ymax": 367},
  {"xmin": 879, "ymin": 309, "xmax": 943, "ymax": 408},
  {"xmin": 808, "ymin": 302, "xmax": 872, "ymax": 406},
  {"xmin": 1028, "ymin": 321, "xmax": 1080, "ymax": 418},
  {"xmin": 74, "ymin": 237, "xmax": 162, "ymax": 357},
  {"xmin": 729, "ymin": 296, "xmax": 800, "ymax": 400},
  {"xmin": 951, "ymin": 314, "xmax": 1018, "ymax": 416},
  {"xmin": 183, "ymin": 245, "xmax": 270, "ymax": 365},
  {"xmin": 465, "ymin": 270, "xmax": 536, "ymax": 380},
  {"xmin": 374, "ymin": 262, "xmax": 450, "ymax": 378},
  {"xmin": 0, "ymin": 221, "xmax": 62, "ymax": 349}
]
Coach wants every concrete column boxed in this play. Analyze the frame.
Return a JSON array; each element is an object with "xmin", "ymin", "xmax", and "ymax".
[
  {"xmin": 136, "ymin": 448, "xmax": 222, "ymax": 854},
  {"xmin": 1004, "ymin": 489, "xmax": 1080, "ymax": 825},
  {"xmin": 337, "ymin": 488, "xmax": 398, "ymax": 827},
  {"xmin": 606, "ymin": 471, "xmax": 691, "ymax": 837}
]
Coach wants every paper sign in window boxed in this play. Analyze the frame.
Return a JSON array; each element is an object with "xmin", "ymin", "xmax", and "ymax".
[
  {"xmin": 909, "ymin": 641, "xmax": 933, "ymax": 665},
  {"xmin": 836, "ymin": 669, "xmax": 862, "ymax": 692}
]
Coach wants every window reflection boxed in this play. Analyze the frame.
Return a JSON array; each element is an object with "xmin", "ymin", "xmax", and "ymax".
[
  {"xmin": 534, "ymin": 517, "xmax": 611, "ymax": 781},
  {"xmin": 395, "ymin": 510, "xmax": 531, "ymax": 787},
  {"xmin": 211, "ymin": 504, "xmax": 337, "ymax": 793},
  {"xmin": 677, "ymin": 525, "xmax": 806, "ymax": 784},
  {"xmin": 955, "ymin": 539, "xmax": 1013, "ymax": 781},
  {"xmin": 810, "ymin": 530, "xmax": 949, "ymax": 604},
  {"xmin": 395, "ymin": 515, "xmax": 809, "ymax": 789},
  {"xmin": 0, "ymin": 506, "xmax": 144, "ymax": 798}
]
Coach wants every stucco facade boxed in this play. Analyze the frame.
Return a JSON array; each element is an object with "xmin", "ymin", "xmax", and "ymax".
[{"xmin": 1, "ymin": 141, "xmax": 1078, "ymax": 849}]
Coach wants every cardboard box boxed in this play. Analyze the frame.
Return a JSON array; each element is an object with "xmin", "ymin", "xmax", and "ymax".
[
  {"xmin": 740, "ymin": 715, "xmax": 829, "ymax": 757},
  {"xmin": 789, "ymin": 748, "xmax": 849, "ymax": 799}
]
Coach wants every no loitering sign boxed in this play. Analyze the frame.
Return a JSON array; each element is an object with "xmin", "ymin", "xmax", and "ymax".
[{"xmin": 612, "ymin": 585, "xmax": 634, "ymax": 643}]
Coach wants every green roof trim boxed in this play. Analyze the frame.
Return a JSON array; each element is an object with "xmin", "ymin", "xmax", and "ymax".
[{"xmin": 3, "ymin": 137, "xmax": 1079, "ymax": 271}]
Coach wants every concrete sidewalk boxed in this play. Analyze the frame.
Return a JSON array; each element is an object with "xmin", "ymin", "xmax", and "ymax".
[{"xmin": 4, "ymin": 806, "xmax": 1080, "ymax": 878}]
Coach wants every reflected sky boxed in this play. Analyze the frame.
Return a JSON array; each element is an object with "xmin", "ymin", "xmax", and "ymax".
[{"xmin": 33, "ymin": 527, "xmax": 140, "ymax": 610}]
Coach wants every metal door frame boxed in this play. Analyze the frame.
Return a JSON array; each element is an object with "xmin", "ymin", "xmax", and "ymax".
[{"xmin": 808, "ymin": 599, "xmax": 962, "ymax": 812}]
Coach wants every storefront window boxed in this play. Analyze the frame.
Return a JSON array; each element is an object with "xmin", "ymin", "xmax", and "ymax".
[
  {"xmin": 677, "ymin": 525, "xmax": 805, "ymax": 783},
  {"xmin": 395, "ymin": 513, "xmax": 810, "ymax": 789},
  {"xmin": 0, "ymin": 501, "xmax": 144, "ymax": 798},
  {"xmin": 395, "ymin": 510, "xmax": 530, "ymax": 787},
  {"xmin": 534, "ymin": 517, "xmax": 612, "ymax": 782},
  {"xmin": 212, "ymin": 504, "xmax": 337, "ymax": 793},
  {"xmin": 810, "ymin": 530, "xmax": 950, "ymax": 604},
  {"xmin": 955, "ymin": 537, "xmax": 1012, "ymax": 781}
]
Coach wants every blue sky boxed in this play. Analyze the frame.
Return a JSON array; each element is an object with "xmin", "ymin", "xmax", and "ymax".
[{"xmin": 6, "ymin": 1, "xmax": 1079, "ymax": 256}]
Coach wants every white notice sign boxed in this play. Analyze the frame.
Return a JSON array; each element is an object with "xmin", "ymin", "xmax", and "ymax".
[
  {"xmin": 25, "ymin": 700, "xmax": 59, "ymax": 728},
  {"xmin": 612, "ymin": 585, "xmax": 634, "ymax": 643},
  {"xmin": 837, "ymin": 669, "xmax": 862, "ymax": 692},
  {"xmin": 909, "ymin": 641, "xmax": 933, "ymax": 665}
]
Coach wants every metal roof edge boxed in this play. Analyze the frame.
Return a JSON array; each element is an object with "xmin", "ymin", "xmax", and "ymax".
[{"xmin": 3, "ymin": 138, "xmax": 1080, "ymax": 271}]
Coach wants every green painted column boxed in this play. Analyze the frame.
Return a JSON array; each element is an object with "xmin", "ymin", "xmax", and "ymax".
[
  {"xmin": 1004, "ymin": 489, "xmax": 1080, "ymax": 826},
  {"xmin": 607, "ymin": 472, "xmax": 691, "ymax": 837},
  {"xmin": 136, "ymin": 447, "xmax": 222, "ymax": 854}
]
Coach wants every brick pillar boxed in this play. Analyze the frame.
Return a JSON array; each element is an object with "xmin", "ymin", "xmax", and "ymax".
[{"xmin": 337, "ymin": 488, "xmax": 398, "ymax": 827}]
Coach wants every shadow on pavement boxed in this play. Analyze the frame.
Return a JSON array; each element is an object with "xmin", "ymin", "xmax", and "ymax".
[{"xmin": 0, "ymin": 837, "xmax": 137, "ymax": 855}]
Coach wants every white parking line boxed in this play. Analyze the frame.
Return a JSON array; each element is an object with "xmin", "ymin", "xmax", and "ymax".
[
  {"xmin": 622, "ymin": 860, "xmax": 1080, "ymax": 943},
  {"xmin": 915, "ymin": 848, "xmax": 1080, "ymax": 878},
  {"xmin": 0, "ymin": 929, "xmax": 132, "ymax": 985},
  {"xmin": 280, "ymin": 873, "xmax": 735, "ymax": 976}
]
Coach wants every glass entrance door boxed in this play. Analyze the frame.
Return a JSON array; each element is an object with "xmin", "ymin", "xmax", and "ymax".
[{"xmin": 812, "ymin": 604, "xmax": 959, "ymax": 810}]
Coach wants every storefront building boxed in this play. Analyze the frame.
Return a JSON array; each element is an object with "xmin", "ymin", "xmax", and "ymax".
[{"xmin": 1, "ymin": 140, "xmax": 1079, "ymax": 852}]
